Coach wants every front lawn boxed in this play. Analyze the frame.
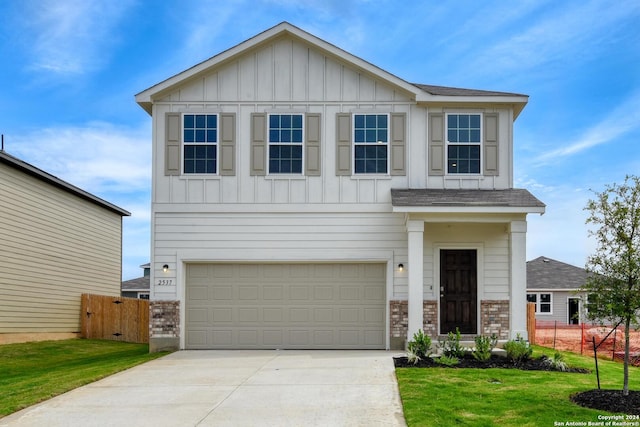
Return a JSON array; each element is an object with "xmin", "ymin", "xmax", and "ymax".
[
  {"xmin": 396, "ymin": 346, "xmax": 640, "ymax": 426},
  {"xmin": 0, "ymin": 339, "xmax": 168, "ymax": 417}
]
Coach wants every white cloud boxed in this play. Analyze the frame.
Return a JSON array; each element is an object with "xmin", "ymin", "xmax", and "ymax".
[
  {"xmin": 20, "ymin": 0, "xmax": 134, "ymax": 75},
  {"xmin": 467, "ymin": 0, "xmax": 640, "ymax": 77},
  {"xmin": 10, "ymin": 121, "xmax": 150, "ymax": 195},
  {"xmin": 535, "ymin": 89, "xmax": 640, "ymax": 163}
]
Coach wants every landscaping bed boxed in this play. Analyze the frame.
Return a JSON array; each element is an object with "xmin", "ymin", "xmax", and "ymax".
[
  {"xmin": 393, "ymin": 353, "xmax": 590, "ymax": 373},
  {"xmin": 571, "ymin": 390, "xmax": 640, "ymax": 414}
]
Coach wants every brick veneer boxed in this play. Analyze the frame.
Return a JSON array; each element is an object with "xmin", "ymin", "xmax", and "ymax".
[
  {"xmin": 480, "ymin": 300, "xmax": 510, "ymax": 340},
  {"xmin": 390, "ymin": 299, "xmax": 511, "ymax": 349},
  {"xmin": 389, "ymin": 300, "xmax": 438, "ymax": 349},
  {"xmin": 149, "ymin": 300, "xmax": 180, "ymax": 352}
]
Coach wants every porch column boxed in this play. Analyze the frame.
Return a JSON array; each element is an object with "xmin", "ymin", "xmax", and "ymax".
[
  {"xmin": 407, "ymin": 220, "xmax": 424, "ymax": 343},
  {"xmin": 509, "ymin": 220, "xmax": 528, "ymax": 340}
]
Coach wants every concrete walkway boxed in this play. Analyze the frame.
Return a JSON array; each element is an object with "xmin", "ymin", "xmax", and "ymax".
[{"xmin": 1, "ymin": 350, "xmax": 406, "ymax": 427}]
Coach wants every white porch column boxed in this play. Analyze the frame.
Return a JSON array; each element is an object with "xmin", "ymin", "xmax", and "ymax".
[
  {"xmin": 407, "ymin": 220, "xmax": 425, "ymax": 343},
  {"xmin": 509, "ymin": 220, "xmax": 528, "ymax": 340}
]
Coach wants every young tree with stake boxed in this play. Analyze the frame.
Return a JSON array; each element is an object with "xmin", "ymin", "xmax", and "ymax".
[{"xmin": 583, "ymin": 175, "xmax": 640, "ymax": 396}]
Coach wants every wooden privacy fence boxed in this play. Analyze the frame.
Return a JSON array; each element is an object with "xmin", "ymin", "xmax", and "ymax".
[{"xmin": 81, "ymin": 294, "xmax": 149, "ymax": 343}]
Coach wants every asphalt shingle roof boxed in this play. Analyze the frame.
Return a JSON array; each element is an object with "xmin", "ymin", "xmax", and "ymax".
[
  {"xmin": 391, "ymin": 188, "xmax": 545, "ymax": 208},
  {"xmin": 412, "ymin": 84, "xmax": 527, "ymax": 98},
  {"xmin": 121, "ymin": 276, "xmax": 150, "ymax": 291},
  {"xmin": 527, "ymin": 256, "xmax": 588, "ymax": 290}
]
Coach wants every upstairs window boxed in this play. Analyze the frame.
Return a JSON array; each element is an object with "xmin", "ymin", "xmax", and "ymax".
[
  {"xmin": 269, "ymin": 114, "xmax": 303, "ymax": 174},
  {"xmin": 354, "ymin": 114, "xmax": 388, "ymax": 174},
  {"xmin": 183, "ymin": 114, "xmax": 217, "ymax": 174},
  {"xmin": 446, "ymin": 113, "xmax": 481, "ymax": 174}
]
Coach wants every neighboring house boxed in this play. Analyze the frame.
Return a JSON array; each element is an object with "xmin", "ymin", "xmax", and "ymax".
[
  {"xmin": 527, "ymin": 256, "xmax": 588, "ymax": 325},
  {"xmin": 0, "ymin": 150, "xmax": 130, "ymax": 344},
  {"xmin": 121, "ymin": 263, "xmax": 151, "ymax": 299},
  {"xmin": 135, "ymin": 22, "xmax": 545, "ymax": 352}
]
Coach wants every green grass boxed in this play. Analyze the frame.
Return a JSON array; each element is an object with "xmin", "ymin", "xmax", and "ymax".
[
  {"xmin": 396, "ymin": 346, "xmax": 640, "ymax": 427},
  {"xmin": 0, "ymin": 339, "xmax": 168, "ymax": 417}
]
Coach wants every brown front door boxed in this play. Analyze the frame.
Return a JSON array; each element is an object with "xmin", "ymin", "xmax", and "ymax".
[{"xmin": 440, "ymin": 249, "xmax": 477, "ymax": 334}]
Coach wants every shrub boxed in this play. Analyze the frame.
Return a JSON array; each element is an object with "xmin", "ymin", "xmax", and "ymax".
[
  {"xmin": 472, "ymin": 334, "xmax": 498, "ymax": 361},
  {"xmin": 435, "ymin": 355, "xmax": 459, "ymax": 366},
  {"xmin": 503, "ymin": 334, "xmax": 532, "ymax": 365},
  {"xmin": 439, "ymin": 327, "xmax": 466, "ymax": 359},
  {"xmin": 407, "ymin": 329, "xmax": 432, "ymax": 364},
  {"xmin": 544, "ymin": 351, "xmax": 568, "ymax": 372}
]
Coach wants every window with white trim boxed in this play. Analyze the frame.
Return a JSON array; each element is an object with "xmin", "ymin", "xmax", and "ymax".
[
  {"xmin": 354, "ymin": 114, "xmax": 388, "ymax": 174},
  {"xmin": 446, "ymin": 113, "xmax": 481, "ymax": 174},
  {"xmin": 527, "ymin": 293, "xmax": 552, "ymax": 314},
  {"xmin": 183, "ymin": 114, "xmax": 218, "ymax": 174},
  {"xmin": 268, "ymin": 114, "xmax": 303, "ymax": 174}
]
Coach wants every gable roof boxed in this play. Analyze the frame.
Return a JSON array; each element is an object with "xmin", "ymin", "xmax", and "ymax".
[
  {"xmin": 391, "ymin": 188, "xmax": 545, "ymax": 214},
  {"xmin": 527, "ymin": 256, "xmax": 588, "ymax": 291},
  {"xmin": 135, "ymin": 22, "xmax": 528, "ymax": 117},
  {"xmin": 0, "ymin": 150, "xmax": 130, "ymax": 216}
]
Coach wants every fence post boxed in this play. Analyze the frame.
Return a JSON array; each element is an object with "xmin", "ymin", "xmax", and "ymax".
[
  {"xmin": 592, "ymin": 336, "xmax": 600, "ymax": 389},
  {"xmin": 526, "ymin": 303, "xmax": 536, "ymax": 345},
  {"xmin": 581, "ymin": 322, "xmax": 585, "ymax": 355}
]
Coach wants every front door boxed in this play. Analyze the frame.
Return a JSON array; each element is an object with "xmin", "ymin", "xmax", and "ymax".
[
  {"xmin": 568, "ymin": 298, "xmax": 580, "ymax": 325},
  {"xmin": 440, "ymin": 249, "xmax": 477, "ymax": 334}
]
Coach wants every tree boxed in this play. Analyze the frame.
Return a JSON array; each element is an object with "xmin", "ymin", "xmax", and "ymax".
[{"xmin": 583, "ymin": 175, "xmax": 640, "ymax": 396}]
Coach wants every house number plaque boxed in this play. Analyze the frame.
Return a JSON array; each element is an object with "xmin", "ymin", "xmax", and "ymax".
[{"xmin": 156, "ymin": 279, "xmax": 174, "ymax": 286}]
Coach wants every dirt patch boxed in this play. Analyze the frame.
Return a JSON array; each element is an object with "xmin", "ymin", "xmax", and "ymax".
[{"xmin": 571, "ymin": 389, "xmax": 640, "ymax": 414}]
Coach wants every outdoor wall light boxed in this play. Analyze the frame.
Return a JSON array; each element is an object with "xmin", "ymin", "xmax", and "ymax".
[
  {"xmin": 398, "ymin": 263, "xmax": 404, "ymax": 272},
  {"xmin": 162, "ymin": 264, "xmax": 169, "ymax": 273}
]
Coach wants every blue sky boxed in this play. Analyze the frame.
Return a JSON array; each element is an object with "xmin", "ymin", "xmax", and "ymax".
[{"xmin": 1, "ymin": 0, "xmax": 639, "ymax": 280}]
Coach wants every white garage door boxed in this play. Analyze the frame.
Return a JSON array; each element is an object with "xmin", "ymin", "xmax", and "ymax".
[{"xmin": 185, "ymin": 263, "xmax": 386, "ymax": 349}]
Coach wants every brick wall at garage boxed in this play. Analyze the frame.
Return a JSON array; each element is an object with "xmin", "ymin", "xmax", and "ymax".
[
  {"xmin": 150, "ymin": 300, "xmax": 180, "ymax": 338},
  {"xmin": 480, "ymin": 300, "xmax": 510, "ymax": 340}
]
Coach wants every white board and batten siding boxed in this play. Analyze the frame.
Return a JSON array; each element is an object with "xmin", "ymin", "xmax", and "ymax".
[{"xmin": 0, "ymin": 163, "xmax": 124, "ymax": 333}]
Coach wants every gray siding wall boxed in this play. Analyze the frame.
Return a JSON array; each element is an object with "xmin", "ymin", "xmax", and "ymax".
[{"xmin": 0, "ymin": 164, "xmax": 123, "ymax": 333}]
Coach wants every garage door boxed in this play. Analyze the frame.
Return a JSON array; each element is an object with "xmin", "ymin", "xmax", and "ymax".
[{"xmin": 185, "ymin": 263, "xmax": 386, "ymax": 349}]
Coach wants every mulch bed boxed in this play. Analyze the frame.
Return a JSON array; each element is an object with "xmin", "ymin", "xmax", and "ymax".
[
  {"xmin": 393, "ymin": 354, "xmax": 590, "ymax": 373},
  {"xmin": 571, "ymin": 389, "xmax": 640, "ymax": 415}
]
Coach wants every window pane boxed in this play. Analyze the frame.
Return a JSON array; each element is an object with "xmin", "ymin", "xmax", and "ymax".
[
  {"xmin": 184, "ymin": 115, "xmax": 194, "ymax": 128},
  {"xmin": 355, "ymin": 129, "xmax": 365, "ymax": 143},
  {"xmin": 448, "ymin": 130, "xmax": 458, "ymax": 142},
  {"xmin": 292, "ymin": 115, "xmax": 302, "ymax": 128},
  {"xmin": 269, "ymin": 129, "xmax": 280, "ymax": 142},
  {"xmin": 366, "ymin": 115, "xmax": 376, "ymax": 127},
  {"xmin": 378, "ymin": 115, "xmax": 387, "ymax": 128},
  {"xmin": 459, "ymin": 130, "xmax": 469, "ymax": 143},
  {"xmin": 459, "ymin": 114, "xmax": 469, "ymax": 128},
  {"xmin": 470, "ymin": 114, "xmax": 480, "ymax": 128},
  {"xmin": 540, "ymin": 303, "xmax": 551, "ymax": 313},
  {"xmin": 270, "ymin": 115, "xmax": 279, "ymax": 128},
  {"xmin": 195, "ymin": 115, "xmax": 206, "ymax": 128},
  {"xmin": 292, "ymin": 129, "xmax": 302, "ymax": 142},
  {"xmin": 470, "ymin": 129, "xmax": 480, "ymax": 142},
  {"xmin": 207, "ymin": 130, "xmax": 217, "ymax": 142},
  {"xmin": 354, "ymin": 144, "xmax": 387, "ymax": 174},
  {"xmin": 448, "ymin": 115, "xmax": 458, "ymax": 128},
  {"xmin": 527, "ymin": 294, "xmax": 537, "ymax": 303},
  {"xmin": 354, "ymin": 115, "xmax": 365, "ymax": 128},
  {"xmin": 195, "ymin": 129, "xmax": 205, "ymax": 142},
  {"xmin": 184, "ymin": 130, "xmax": 195, "ymax": 143},
  {"xmin": 207, "ymin": 115, "xmax": 217, "ymax": 128},
  {"xmin": 540, "ymin": 294, "xmax": 551, "ymax": 303}
]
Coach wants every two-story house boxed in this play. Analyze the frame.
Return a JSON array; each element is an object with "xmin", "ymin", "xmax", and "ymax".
[{"xmin": 136, "ymin": 22, "xmax": 545, "ymax": 352}]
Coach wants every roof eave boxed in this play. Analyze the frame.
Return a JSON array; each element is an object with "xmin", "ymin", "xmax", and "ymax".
[
  {"xmin": 416, "ymin": 94, "xmax": 529, "ymax": 119},
  {"xmin": 0, "ymin": 151, "xmax": 131, "ymax": 217},
  {"xmin": 392, "ymin": 205, "xmax": 546, "ymax": 214}
]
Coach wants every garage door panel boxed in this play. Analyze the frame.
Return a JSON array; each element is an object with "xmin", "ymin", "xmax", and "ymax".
[{"xmin": 186, "ymin": 263, "xmax": 385, "ymax": 349}]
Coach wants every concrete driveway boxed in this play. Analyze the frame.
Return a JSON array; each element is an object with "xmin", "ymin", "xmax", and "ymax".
[{"xmin": 1, "ymin": 350, "xmax": 406, "ymax": 427}]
